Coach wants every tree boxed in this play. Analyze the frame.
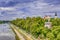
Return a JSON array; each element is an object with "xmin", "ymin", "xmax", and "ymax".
[{"xmin": 46, "ymin": 32, "xmax": 55, "ymax": 40}]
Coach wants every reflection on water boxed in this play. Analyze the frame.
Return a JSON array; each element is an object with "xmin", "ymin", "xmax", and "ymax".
[{"xmin": 0, "ymin": 24, "xmax": 15, "ymax": 40}]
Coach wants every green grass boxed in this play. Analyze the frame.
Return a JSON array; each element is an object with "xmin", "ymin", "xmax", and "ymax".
[{"xmin": 15, "ymin": 33, "xmax": 20, "ymax": 40}]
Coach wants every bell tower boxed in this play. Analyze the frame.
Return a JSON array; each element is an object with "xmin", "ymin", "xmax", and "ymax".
[{"xmin": 55, "ymin": 12, "xmax": 57, "ymax": 19}]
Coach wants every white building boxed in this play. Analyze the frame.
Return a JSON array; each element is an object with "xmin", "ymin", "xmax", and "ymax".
[
  {"xmin": 44, "ymin": 15, "xmax": 50, "ymax": 22},
  {"xmin": 45, "ymin": 22, "xmax": 52, "ymax": 29}
]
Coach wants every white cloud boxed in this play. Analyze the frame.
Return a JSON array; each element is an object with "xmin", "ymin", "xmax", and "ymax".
[
  {"xmin": 18, "ymin": 0, "xmax": 60, "ymax": 13},
  {"xmin": 0, "ymin": 7, "xmax": 15, "ymax": 11},
  {"xmin": 0, "ymin": 0, "xmax": 60, "ymax": 20}
]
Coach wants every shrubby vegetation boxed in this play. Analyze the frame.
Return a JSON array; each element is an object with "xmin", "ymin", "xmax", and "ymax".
[
  {"xmin": 11, "ymin": 17, "xmax": 60, "ymax": 40},
  {"xmin": 0, "ymin": 21, "xmax": 4, "ymax": 24}
]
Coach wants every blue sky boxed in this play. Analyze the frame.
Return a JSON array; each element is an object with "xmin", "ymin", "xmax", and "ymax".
[{"xmin": 0, "ymin": 0, "xmax": 60, "ymax": 20}]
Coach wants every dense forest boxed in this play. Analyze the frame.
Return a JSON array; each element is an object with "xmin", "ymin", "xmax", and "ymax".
[
  {"xmin": 0, "ymin": 21, "xmax": 10, "ymax": 24},
  {"xmin": 11, "ymin": 17, "xmax": 60, "ymax": 40}
]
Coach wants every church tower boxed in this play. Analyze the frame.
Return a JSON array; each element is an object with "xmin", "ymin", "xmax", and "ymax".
[{"xmin": 55, "ymin": 12, "xmax": 57, "ymax": 19}]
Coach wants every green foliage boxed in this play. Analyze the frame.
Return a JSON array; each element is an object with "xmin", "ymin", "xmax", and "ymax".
[
  {"xmin": 0, "ymin": 21, "xmax": 3, "ymax": 24},
  {"xmin": 11, "ymin": 17, "xmax": 60, "ymax": 39},
  {"xmin": 57, "ymin": 33, "xmax": 60, "ymax": 40},
  {"xmin": 46, "ymin": 32, "xmax": 54, "ymax": 39},
  {"xmin": 50, "ymin": 18, "xmax": 60, "ymax": 26}
]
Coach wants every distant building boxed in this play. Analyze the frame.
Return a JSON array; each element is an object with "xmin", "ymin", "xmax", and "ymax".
[
  {"xmin": 44, "ymin": 12, "xmax": 58, "ymax": 29},
  {"xmin": 44, "ymin": 22, "xmax": 52, "ymax": 29},
  {"xmin": 44, "ymin": 15, "xmax": 50, "ymax": 22},
  {"xmin": 55, "ymin": 12, "xmax": 58, "ymax": 19}
]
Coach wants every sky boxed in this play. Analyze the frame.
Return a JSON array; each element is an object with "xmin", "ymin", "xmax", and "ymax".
[{"xmin": 0, "ymin": 0, "xmax": 60, "ymax": 20}]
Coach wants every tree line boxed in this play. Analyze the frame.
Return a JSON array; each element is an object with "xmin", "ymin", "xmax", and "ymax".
[{"xmin": 11, "ymin": 17, "xmax": 60, "ymax": 40}]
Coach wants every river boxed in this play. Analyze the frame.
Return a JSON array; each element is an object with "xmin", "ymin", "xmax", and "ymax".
[{"xmin": 0, "ymin": 23, "xmax": 15, "ymax": 40}]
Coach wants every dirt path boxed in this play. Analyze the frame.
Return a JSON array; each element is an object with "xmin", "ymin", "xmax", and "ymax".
[
  {"xmin": 10, "ymin": 24, "xmax": 37, "ymax": 40},
  {"xmin": 10, "ymin": 25, "xmax": 25, "ymax": 40}
]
